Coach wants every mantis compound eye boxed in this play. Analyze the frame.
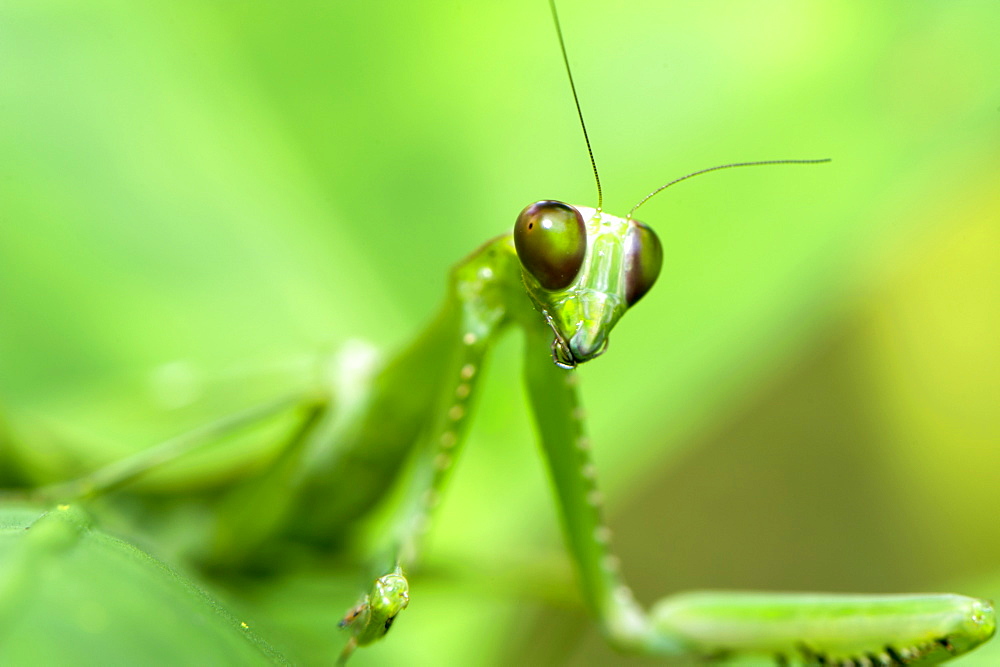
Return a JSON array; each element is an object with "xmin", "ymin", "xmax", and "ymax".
[
  {"xmin": 513, "ymin": 200, "xmax": 586, "ymax": 290},
  {"xmin": 623, "ymin": 220, "xmax": 662, "ymax": 306}
]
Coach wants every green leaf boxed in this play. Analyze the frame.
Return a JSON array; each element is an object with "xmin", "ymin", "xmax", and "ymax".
[{"xmin": 0, "ymin": 504, "xmax": 287, "ymax": 665}]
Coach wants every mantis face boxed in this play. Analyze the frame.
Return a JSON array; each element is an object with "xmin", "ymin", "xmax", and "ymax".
[{"xmin": 514, "ymin": 200, "xmax": 663, "ymax": 368}]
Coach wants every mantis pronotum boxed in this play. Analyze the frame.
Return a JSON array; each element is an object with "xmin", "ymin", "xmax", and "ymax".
[{"xmin": 1, "ymin": 1, "xmax": 994, "ymax": 665}]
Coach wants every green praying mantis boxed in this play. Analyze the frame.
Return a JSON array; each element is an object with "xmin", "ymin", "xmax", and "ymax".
[{"xmin": 1, "ymin": 1, "xmax": 996, "ymax": 665}]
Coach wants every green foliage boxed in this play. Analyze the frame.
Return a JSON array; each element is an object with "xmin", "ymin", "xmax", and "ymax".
[
  {"xmin": 1, "ymin": 1, "xmax": 998, "ymax": 664},
  {"xmin": 0, "ymin": 504, "xmax": 285, "ymax": 664}
]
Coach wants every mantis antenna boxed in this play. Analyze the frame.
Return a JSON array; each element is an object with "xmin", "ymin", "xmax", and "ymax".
[
  {"xmin": 3, "ymin": 3, "xmax": 993, "ymax": 665},
  {"xmin": 549, "ymin": 0, "xmax": 602, "ymax": 211},
  {"xmin": 628, "ymin": 158, "xmax": 832, "ymax": 219},
  {"xmin": 549, "ymin": 1, "xmax": 829, "ymax": 221}
]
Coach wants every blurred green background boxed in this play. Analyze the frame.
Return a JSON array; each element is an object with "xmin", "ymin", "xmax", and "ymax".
[{"xmin": 1, "ymin": 0, "xmax": 998, "ymax": 664}]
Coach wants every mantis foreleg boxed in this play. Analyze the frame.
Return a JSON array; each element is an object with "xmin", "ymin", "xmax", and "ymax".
[
  {"xmin": 339, "ymin": 236, "xmax": 518, "ymax": 653},
  {"xmin": 340, "ymin": 207, "xmax": 995, "ymax": 663},
  {"xmin": 523, "ymin": 328, "xmax": 995, "ymax": 662},
  {"xmin": 522, "ymin": 317, "xmax": 661, "ymax": 651}
]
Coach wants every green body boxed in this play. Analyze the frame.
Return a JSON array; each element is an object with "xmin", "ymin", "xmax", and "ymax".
[
  {"xmin": 313, "ymin": 207, "xmax": 994, "ymax": 662},
  {"xmin": 1, "ymin": 1, "xmax": 993, "ymax": 661},
  {"xmin": 6, "ymin": 207, "xmax": 993, "ymax": 663},
  {"xmin": 4, "ymin": 214, "xmax": 983, "ymax": 663}
]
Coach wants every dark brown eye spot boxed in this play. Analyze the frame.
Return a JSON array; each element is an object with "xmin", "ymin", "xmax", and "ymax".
[
  {"xmin": 513, "ymin": 200, "xmax": 587, "ymax": 290},
  {"xmin": 624, "ymin": 220, "xmax": 663, "ymax": 306}
]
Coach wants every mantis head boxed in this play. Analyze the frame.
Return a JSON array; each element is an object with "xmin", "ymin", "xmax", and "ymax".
[
  {"xmin": 511, "ymin": 156, "xmax": 831, "ymax": 369},
  {"xmin": 518, "ymin": 3, "xmax": 828, "ymax": 369},
  {"xmin": 514, "ymin": 201, "xmax": 662, "ymax": 368}
]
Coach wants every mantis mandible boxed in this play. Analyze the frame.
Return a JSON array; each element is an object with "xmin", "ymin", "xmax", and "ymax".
[{"xmin": 2, "ymin": 2, "xmax": 994, "ymax": 665}]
